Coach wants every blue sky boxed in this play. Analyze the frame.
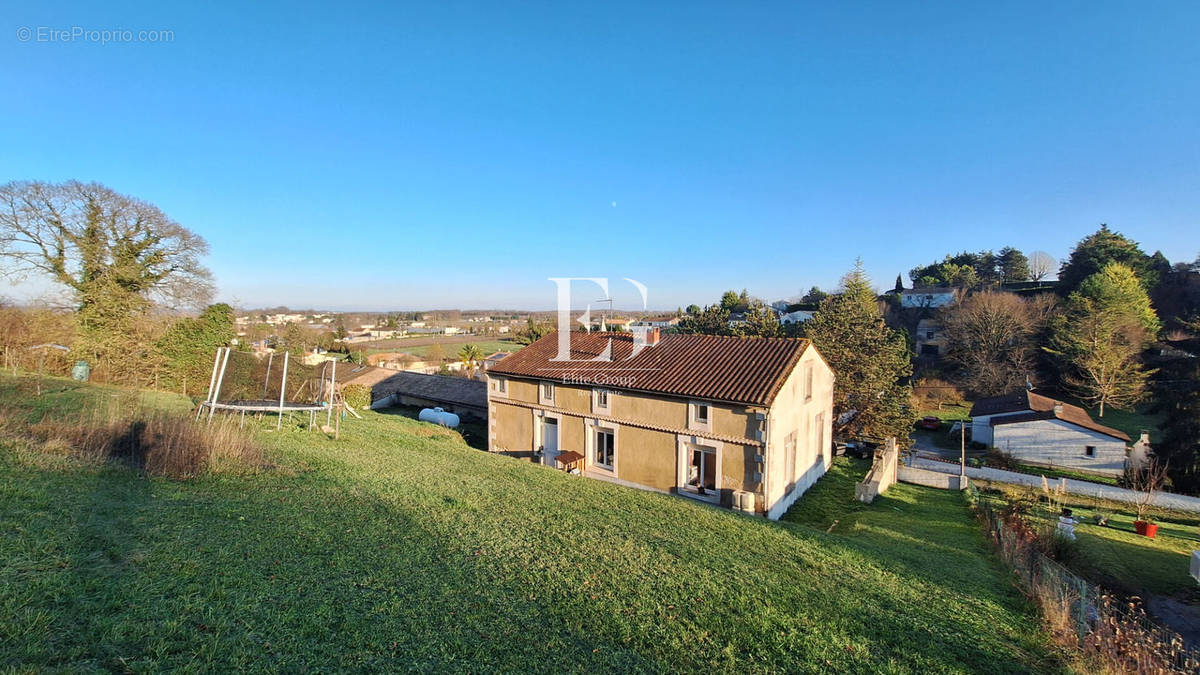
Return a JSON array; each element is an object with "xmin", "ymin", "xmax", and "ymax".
[{"xmin": 2, "ymin": 1, "xmax": 1198, "ymax": 311}]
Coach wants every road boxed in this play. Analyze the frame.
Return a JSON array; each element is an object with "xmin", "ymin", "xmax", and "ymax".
[{"xmin": 910, "ymin": 455, "xmax": 1200, "ymax": 513}]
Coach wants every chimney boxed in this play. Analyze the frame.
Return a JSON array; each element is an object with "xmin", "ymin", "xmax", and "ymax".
[
  {"xmin": 1139, "ymin": 431, "xmax": 1151, "ymax": 447},
  {"xmin": 633, "ymin": 326, "xmax": 662, "ymax": 349},
  {"xmin": 648, "ymin": 327, "xmax": 661, "ymax": 346}
]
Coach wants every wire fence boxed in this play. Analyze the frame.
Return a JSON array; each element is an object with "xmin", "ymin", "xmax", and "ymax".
[{"xmin": 968, "ymin": 484, "xmax": 1200, "ymax": 673}]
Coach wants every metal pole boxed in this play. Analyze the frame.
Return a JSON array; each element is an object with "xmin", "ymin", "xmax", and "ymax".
[
  {"xmin": 263, "ymin": 352, "xmax": 274, "ymax": 400},
  {"xmin": 197, "ymin": 347, "xmax": 223, "ymax": 421},
  {"xmin": 276, "ymin": 350, "xmax": 289, "ymax": 431},
  {"xmin": 208, "ymin": 347, "xmax": 231, "ymax": 423},
  {"xmin": 960, "ymin": 419, "xmax": 967, "ymax": 479},
  {"xmin": 326, "ymin": 360, "xmax": 337, "ymax": 427}
]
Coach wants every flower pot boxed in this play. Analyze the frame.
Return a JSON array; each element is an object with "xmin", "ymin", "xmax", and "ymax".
[
  {"xmin": 1143, "ymin": 522, "xmax": 1158, "ymax": 539},
  {"xmin": 1134, "ymin": 520, "xmax": 1157, "ymax": 538},
  {"xmin": 1134, "ymin": 520, "xmax": 1147, "ymax": 535}
]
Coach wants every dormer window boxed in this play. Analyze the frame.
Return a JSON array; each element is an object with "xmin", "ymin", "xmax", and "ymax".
[{"xmin": 689, "ymin": 401, "xmax": 713, "ymax": 432}]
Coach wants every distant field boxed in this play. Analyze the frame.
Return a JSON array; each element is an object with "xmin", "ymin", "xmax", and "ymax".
[
  {"xmin": 0, "ymin": 376, "xmax": 1056, "ymax": 672},
  {"xmin": 357, "ymin": 336, "xmax": 521, "ymax": 359}
]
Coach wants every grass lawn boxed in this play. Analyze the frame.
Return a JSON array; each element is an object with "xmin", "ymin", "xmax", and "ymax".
[
  {"xmin": 360, "ymin": 339, "xmax": 521, "ymax": 359},
  {"xmin": 0, "ymin": 376, "xmax": 1058, "ymax": 672}
]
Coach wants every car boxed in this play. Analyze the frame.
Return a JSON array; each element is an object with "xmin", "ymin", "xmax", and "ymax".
[{"xmin": 917, "ymin": 416, "xmax": 941, "ymax": 430}]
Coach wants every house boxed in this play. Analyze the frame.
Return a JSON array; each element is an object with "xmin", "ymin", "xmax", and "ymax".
[
  {"xmin": 485, "ymin": 330, "xmax": 835, "ymax": 519},
  {"xmin": 371, "ymin": 371, "xmax": 487, "ymax": 420},
  {"xmin": 483, "ymin": 351, "xmax": 512, "ymax": 370},
  {"xmin": 632, "ymin": 315, "xmax": 681, "ymax": 329},
  {"xmin": 914, "ymin": 319, "xmax": 946, "ymax": 357},
  {"xmin": 900, "ymin": 288, "xmax": 957, "ymax": 309},
  {"xmin": 969, "ymin": 391, "xmax": 1131, "ymax": 475}
]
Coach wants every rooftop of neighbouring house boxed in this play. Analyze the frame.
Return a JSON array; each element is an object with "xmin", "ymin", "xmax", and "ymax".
[
  {"xmin": 486, "ymin": 331, "xmax": 813, "ymax": 406},
  {"xmin": 970, "ymin": 391, "xmax": 1130, "ymax": 441}
]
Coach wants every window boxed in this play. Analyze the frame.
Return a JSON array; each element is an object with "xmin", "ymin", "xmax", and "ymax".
[
  {"xmin": 594, "ymin": 428, "xmax": 615, "ymax": 469},
  {"xmin": 696, "ymin": 404, "xmax": 709, "ymax": 423},
  {"xmin": 1085, "ymin": 446, "xmax": 1096, "ymax": 457},
  {"xmin": 689, "ymin": 401, "xmax": 713, "ymax": 431},
  {"xmin": 804, "ymin": 363, "xmax": 814, "ymax": 402},
  {"xmin": 926, "ymin": 330, "xmax": 936, "ymax": 339},
  {"xmin": 593, "ymin": 388, "xmax": 611, "ymax": 413},
  {"xmin": 539, "ymin": 381, "xmax": 555, "ymax": 405},
  {"xmin": 492, "ymin": 377, "xmax": 506, "ymax": 394}
]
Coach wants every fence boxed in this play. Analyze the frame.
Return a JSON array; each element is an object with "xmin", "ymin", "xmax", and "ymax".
[
  {"xmin": 855, "ymin": 437, "xmax": 898, "ymax": 503},
  {"xmin": 968, "ymin": 485, "xmax": 1200, "ymax": 673}
]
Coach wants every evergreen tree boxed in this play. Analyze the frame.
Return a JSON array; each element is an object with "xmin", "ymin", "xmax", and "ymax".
[
  {"xmin": 1048, "ymin": 263, "xmax": 1160, "ymax": 416},
  {"xmin": 156, "ymin": 303, "xmax": 236, "ymax": 394},
  {"xmin": 894, "ymin": 274, "xmax": 904, "ymax": 292},
  {"xmin": 804, "ymin": 262, "xmax": 915, "ymax": 441},
  {"xmin": 1058, "ymin": 224, "xmax": 1156, "ymax": 293},
  {"xmin": 1154, "ymin": 359, "xmax": 1200, "ymax": 494},
  {"xmin": 733, "ymin": 302, "xmax": 782, "ymax": 338},
  {"xmin": 997, "ymin": 247, "xmax": 1031, "ymax": 283}
]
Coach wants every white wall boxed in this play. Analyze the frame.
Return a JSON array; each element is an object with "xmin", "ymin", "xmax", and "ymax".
[
  {"xmin": 991, "ymin": 419, "xmax": 1128, "ymax": 474},
  {"xmin": 765, "ymin": 346, "xmax": 835, "ymax": 520}
]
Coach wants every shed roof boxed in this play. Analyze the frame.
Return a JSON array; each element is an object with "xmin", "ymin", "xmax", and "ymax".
[{"xmin": 971, "ymin": 391, "xmax": 1130, "ymax": 441}]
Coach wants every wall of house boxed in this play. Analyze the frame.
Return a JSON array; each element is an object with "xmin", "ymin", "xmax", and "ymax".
[
  {"xmin": 991, "ymin": 419, "xmax": 1128, "ymax": 474},
  {"xmin": 971, "ymin": 411, "xmax": 1034, "ymax": 446},
  {"xmin": 764, "ymin": 347, "xmax": 835, "ymax": 520},
  {"xmin": 486, "ymin": 372, "xmax": 769, "ymax": 510}
]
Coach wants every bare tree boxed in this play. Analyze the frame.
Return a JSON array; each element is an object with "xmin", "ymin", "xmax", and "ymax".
[
  {"xmin": 0, "ymin": 181, "xmax": 213, "ymax": 380},
  {"xmin": 1028, "ymin": 251, "xmax": 1056, "ymax": 282},
  {"xmin": 1126, "ymin": 458, "xmax": 1169, "ymax": 523},
  {"xmin": 940, "ymin": 291, "xmax": 1051, "ymax": 397}
]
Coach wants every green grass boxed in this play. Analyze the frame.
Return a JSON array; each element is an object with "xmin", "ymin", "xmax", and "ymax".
[
  {"xmin": 362, "ymin": 339, "xmax": 520, "ymax": 359},
  {"xmin": 1001, "ymin": 463, "xmax": 1120, "ymax": 487},
  {"xmin": 0, "ymin": 377, "xmax": 1058, "ymax": 672}
]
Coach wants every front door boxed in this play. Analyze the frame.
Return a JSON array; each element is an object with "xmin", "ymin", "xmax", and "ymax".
[
  {"xmin": 541, "ymin": 417, "xmax": 559, "ymax": 467},
  {"xmin": 684, "ymin": 444, "xmax": 718, "ymax": 500}
]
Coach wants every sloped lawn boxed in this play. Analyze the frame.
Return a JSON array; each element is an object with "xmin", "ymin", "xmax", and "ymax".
[{"xmin": 0, "ymin": 378, "xmax": 1057, "ymax": 672}]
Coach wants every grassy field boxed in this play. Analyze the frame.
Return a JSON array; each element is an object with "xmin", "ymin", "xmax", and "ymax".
[
  {"xmin": 0, "ymin": 376, "xmax": 1058, "ymax": 672},
  {"xmin": 359, "ymin": 338, "xmax": 521, "ymax": 359}
]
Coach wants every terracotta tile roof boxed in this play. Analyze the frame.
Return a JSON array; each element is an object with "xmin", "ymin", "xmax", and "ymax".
[
  {"xmin": 486, "ymin": 331, "xmax": 811, "ymax": 406},
  {"xmin": 971, "ymin": 391, "xmax": 1130, "ymax": 441}
]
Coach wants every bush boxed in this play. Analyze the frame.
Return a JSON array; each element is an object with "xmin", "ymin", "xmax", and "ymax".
[
  {"xmin": 910, "ymin": 377, "xmax": 965, "ymax": 410},
  {"xmin": 342, "ymin": 384, "xmax": 371, "ymax": 409},
  {"xmin": 985, "ymin": 448, "xmax": 1018, "ymax": 469},
  {"xmin": 24, "ymin": 406, "xmax": 263, "ymax": 478}
]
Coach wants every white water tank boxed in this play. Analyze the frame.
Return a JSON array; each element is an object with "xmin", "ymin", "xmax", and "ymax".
[{"xmin": 418, "ymin": 407, "xmax": 460, "ymax": 428}]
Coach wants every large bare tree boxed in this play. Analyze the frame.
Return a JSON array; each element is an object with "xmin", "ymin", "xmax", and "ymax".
[
  {"xmin": 940, "ymin": 291, "xmax": 1054, "ymax": 397},
  {"xmin": 0, "ymin": 180, "xmax": 213, "ymax": 379}
]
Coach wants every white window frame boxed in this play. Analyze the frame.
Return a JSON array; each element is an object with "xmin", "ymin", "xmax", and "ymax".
[
  {"xmin": 490, "ymin": 376, "xmax": 508, "ymax": 398},
  {"xmin": 688, "ymin": 401, "xmax": 713, "ymax": 432},
  {"xmin": 803, "ymin": 362, "xmax": 814, "ymax": 402},
  {"xmin": 539, "ymin": 380, "xmax": 555, "ymax": 406},
  {"xmin": 586, "ymin": 420, "xmax": 618, "ymax": 474},
  {"xmin": 592, "ymin": 388, "xmax": 612, "ymax": 415}
]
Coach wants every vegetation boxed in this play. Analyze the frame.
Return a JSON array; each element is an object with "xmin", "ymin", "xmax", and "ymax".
[
  {"xmin": 341, "ymin": 383, "xmax": 371, "ymax": 410},
  {"xmin": 1056, "ymin": 224, "xmax": 1160, "ymax": 294},
  {"xmin": 0, "ymin": 377, "xmax": 1057, "ymax": 672},
  {"xmin": 908, "ymin": 248, "xmax": 1031, "ymax": 289},
  {"xmin": 940, "ymin": 291, "xmax": 1055, "ymax": 397},
  {"xmin": 805, "ymin": 262, "xmax": 916, "ymax": 442},
  {"xmin": 0, "ymin": 181, "xmax": 214, "ymax": 383},
  {"xmin": 1155, "ymin": 357, "xmax": 1200, "ymax": 494},
  {"xmin": 155, "ymin": 303, "xmax": 236, "ymax": 393},
  {"xmin": 1048, "ymin": 263, "xmax": 1160, "ymax": 416},
  {"xmin": 513, "ymin": 317, "xmax": 552, "ymax": 345}
]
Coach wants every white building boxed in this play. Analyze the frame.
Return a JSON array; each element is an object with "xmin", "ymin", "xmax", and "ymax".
[
  {"xmin": 970, "ymin": 391, "xmax": 1131, "ymax": 475},
  {"xmin": 900, "ymin": 288, "xmax": 958, "ymax": 309}
]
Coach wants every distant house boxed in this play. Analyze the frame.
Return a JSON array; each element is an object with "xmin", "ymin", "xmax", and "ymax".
[
  {"xmin": 371, "ymin": 371, "xmax": 487, "ymax": 420},
  {"xmin": 632, "ymin": 315, "xmax": 681, "ymax": 329},
  {"xmin": 969, "ymin": 391, "xmax": 1132, "ymax": 475},
  {"xmin": 914, "ymin": 319, "xmax": 946, "ymax": 357},
  {"xmin": 482, "ymin": 351, "xmax": 512, "ymax": 370},
  {"xmin": 900, "ymin": 288, "xmax": 957, "ymax": 309},
  {"xmin": 486, "ymin": 330, "xmax": 835, "ymax": 519}
]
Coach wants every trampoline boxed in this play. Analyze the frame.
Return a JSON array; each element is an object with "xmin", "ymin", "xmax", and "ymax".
[{"xmin": 196, "ymin": 347, "xmax": 341, "ymax": 432}]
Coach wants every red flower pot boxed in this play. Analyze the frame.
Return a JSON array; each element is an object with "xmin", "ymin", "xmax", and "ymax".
[
  {"xmin": 1143, "ymin": 522, "xmax": 1158, "ymax": 539},
  {"xmin": 1134, "ymin": 520, "xmax": 1147, "ymax": 535},
  {"xmin": 1134, "ymin": 520, "xmax": 1157, "ymax": 538}
]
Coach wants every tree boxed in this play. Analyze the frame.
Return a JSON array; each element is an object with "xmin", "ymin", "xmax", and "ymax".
[
  {"xmin": 804, "ymin": 262, "xmax": 915, "ymax": 441},
  {"xmin": 940, "ymin": 292, "xmax": 1047, "ymax": 397},
  {"xmin": 514, "ymin": 318, "xmax": 552, "ymax": 345},
  {"xmin": 801, "ymin": 286, "xmax": 830, "ymax": 304},
  {"xmin": 0, "ymin": 180, "xmax": 213, "ymax": 380},
  {"xmin": 1028, "ymin": 251, "xmax": 1056, "ymax": 281},
  {"xmin": 1125, "ymin": 459, "xmax": 1169, "ymax": 522},
  {"xmin": 676, "ymin": 304, "xmax": 732, "ymax": 336},
  {"xmin": 425, "ymin": 343, "xmax": 445, "ymax": 365},
  {"xmin": 1058, "ymin": 224, "xmax": 1156, "ymax": 293},
  {"xmin": 1048, "ymin": 263, "xmax": 1160, "ymax": 416},
  {"xmin": 733, "ymin": 301, "xmax": 782, "ymax": 338},
  {"xmin": 893, "ymin": 275, "xmax": 904, "ymax": 292},
  {"xmin": 997, "ymin": 247, "xmax": 1030, "ymax": 283},
  {"xmin": 719, "ymin": 290, "xmax": 741, "ymax": 312},
  {"xmin": 458, "ymin": 343, "xmax": 484, "ymax": 376},
  {"xmin": 156, "ymin": 303, "xmax": 236, "ymax": 394},
  {"xmin": 685, "ymin": 304, "xmax": 702, "ymax": 317},
  {"xmin": 1153, "ymin": 359, "xmax": 1200, "ymax": 494}
]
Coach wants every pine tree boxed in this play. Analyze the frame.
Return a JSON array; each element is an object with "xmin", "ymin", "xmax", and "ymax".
[
  {"xmin": 1058, "ymin": 224, "xmax": 1156, "ymax": 293},
  {"xmin": 804, "ymin": 262, "xmax": 915, "ymax": 441},
  {"xmin": 1048, "ymin": 263, "xmax": 1159, "ymax": 416}
]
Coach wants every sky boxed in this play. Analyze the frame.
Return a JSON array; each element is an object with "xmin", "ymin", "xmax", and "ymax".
[{"xmin": 2, "ymin": 1, "xmax": 1198, "ymax": 311}]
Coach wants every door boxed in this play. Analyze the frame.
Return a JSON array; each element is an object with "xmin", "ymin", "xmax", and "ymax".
[
  {"xmin": 541, "ymin": 417, "xmax": 559, "ymax": 467},
  {"xmin": 684, "ymin": 444, "xmax": 718, "ymax": 500}
]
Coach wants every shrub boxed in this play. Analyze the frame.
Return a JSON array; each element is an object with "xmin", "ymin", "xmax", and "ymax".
[
  {"xmin": 342, "ymin": 384, "xmax": 371, "ymax": 409},
  {"xmin": 17, "ymin": 403, "xmax": 263, "ymax": 479},
  {"xmin": 985, "ymin": 448, "xmax": 1018, "ymax": 469},
  {"xmin": 910, "ymin": 377, "xmax": 965, "ymax": 410}
]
